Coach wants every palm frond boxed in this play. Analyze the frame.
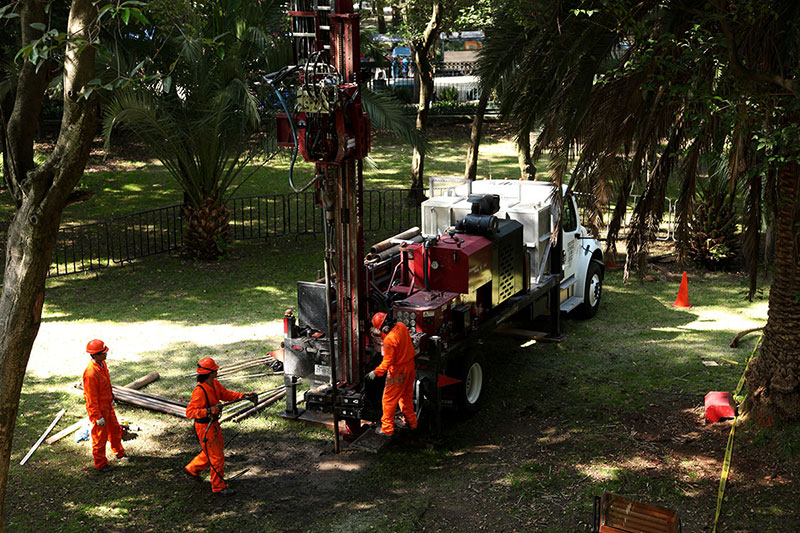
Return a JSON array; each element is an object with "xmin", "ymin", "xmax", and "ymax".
[
  {"xmin": 624, "ymin": 121, "xmax": 685, "ymax": 281},
  {"xmin": 674, "ymin": 138, "xmax": 700, "ymax": 264}
]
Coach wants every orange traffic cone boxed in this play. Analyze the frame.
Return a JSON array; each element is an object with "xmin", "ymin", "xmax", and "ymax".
[{"xmin": 673, "ymin": 271, "xmax": 691, "ymax": 308}]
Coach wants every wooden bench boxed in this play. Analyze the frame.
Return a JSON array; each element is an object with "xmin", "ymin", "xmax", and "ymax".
[{"xmin": 594, "ymin": 492, "xmax": 680, "ymax": 533}]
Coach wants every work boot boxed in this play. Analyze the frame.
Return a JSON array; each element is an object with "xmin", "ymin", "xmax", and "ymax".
[
  {"xmin": 375, "ymin": 427, "xmax": 393, "ymax": 438},
  {"xmin": 215, "ymin": 488, "xmax": 236, "ymax": 496},
  {"xmin": 116, "ymin": 454, "xmax": 130, "ymax": 464},
  {"xmin": 98, "ymin": 464, "xmax": 114, "ymax": 473}
]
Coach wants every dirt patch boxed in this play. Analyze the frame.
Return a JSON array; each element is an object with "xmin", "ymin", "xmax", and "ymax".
[{"xmin": 399, "ymin": 394, "xmax": 798, "ymax": 531}]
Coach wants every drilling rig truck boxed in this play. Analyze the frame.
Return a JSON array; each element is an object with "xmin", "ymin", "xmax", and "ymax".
[{"xmin": 269, "ymin": 0, "xmax": 603, "ymax": 447}]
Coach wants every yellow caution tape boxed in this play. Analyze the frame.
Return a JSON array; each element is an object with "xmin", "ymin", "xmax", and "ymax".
[
  {"xmin": 712, "ymin": 417, "xmax": 737, "ymax": 533},
  {"xmin": 712, "ymin": 334, "xmax": 763, "ymax": 533},
  {"xmin": 734, "ymin": 335, "xmax": 762, "ymax": 397}
]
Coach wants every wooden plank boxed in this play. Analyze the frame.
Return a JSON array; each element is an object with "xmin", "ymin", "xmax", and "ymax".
[
  {"xmin": 20, "ymin": 409, "xmax": 65, "ymax": 465},
  {"xmin": 600, "ymin": 493, "xmax": 678, "ymax": 533},
  {"xmin": 123, "ymin": 371, "xmax": 160, "ymax": 390},
  {"xmin": 607, "ymin": 510, "xmax": 669, "ymax": 532}
]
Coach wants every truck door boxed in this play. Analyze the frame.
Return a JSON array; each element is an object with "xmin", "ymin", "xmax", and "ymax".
[{"xmin": 560, "ymin": 193, "xmax": 580, "ymax": 301}]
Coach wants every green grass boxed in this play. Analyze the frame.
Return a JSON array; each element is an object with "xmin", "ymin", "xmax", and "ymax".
[
  {"xmin": 8, "ymin": 234, "xmax": 796, "ymax": 531},
  {"xmin": 52, "ymin": 126, "xmax": 528, "ymax": 226},
  {"xmin": 4, "ymin": 128, "xmax": 799, "ymax": 531}
]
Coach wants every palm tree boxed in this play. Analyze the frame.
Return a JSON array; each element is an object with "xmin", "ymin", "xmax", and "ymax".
[
  {"xmin": 104, "ymin": 0, "xmax": 286, "ymax": 259},
  {"xmin": 478, "ymin": 0, "xmax": 800, "ymax": 424}
]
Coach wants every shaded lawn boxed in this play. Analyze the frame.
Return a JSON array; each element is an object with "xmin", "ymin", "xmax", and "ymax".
[
  {"xmin": 8, "ymin": 246, "xmax": 797, "ymax": 531},
  {"xmin": 3, "ymin": 123, "xmax": 795, "ymax": 531},
  {"xmin": 43, "ymin": 124, "xmax": 527, "ymax": 228}
]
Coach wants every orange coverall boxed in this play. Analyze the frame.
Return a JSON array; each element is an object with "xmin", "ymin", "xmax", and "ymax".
[
  {"xmin": 83, "ymin": 360, "xmax": 125, "ymax": 470},
  {"xmin": 373, "ymin": 321, "xmax": 418, "ymax": 435},
  {"xmin": 185, "ymin": 380, "xmax": 244, "ymax": 492}
]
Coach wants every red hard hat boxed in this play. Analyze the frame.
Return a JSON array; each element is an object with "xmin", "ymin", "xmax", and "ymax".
[
  {"xmin": 371, "ymin": 312, "xmax": 387, "ymax": 330},
  {"xmin": 197, "ymin": 357, "xmax": 220, "ymax": 374},
  {"xmin": 86, "ymin": 339, "xmax": 109, "ymax": 355}
]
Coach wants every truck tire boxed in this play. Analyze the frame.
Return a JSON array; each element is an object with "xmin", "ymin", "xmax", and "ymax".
[
  {"xmin": 456, "ymin": 351, "xmax": 486, "ymax": 415},
  {"xmin": 577, "ymin": 261, "xmax": 603, "ymax": 319}
]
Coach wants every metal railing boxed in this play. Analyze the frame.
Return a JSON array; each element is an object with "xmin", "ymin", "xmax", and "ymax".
[
  {"xmin": 48, "ymin": 189, "xmax": 423, "ymax": 277},
  {"xmin": 47, "ymin": 188, "xmax": 680, "ymax": 278},
  {"xmin": 365, "ymin": 60, "xmax": 486, "ymax": 104}
]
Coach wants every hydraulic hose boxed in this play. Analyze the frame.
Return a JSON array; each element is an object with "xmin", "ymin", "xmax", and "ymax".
[{"xmin": 266, "ymin": 81, "xmax": 306, "ymax": 192}]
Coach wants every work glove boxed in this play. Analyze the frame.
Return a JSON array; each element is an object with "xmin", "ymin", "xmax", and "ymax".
[
  {"xmin": 96, "ymin": 417, "xmax": 106, "ymax": 427},
  {"xmin": 365, "ymin": 371, "xmax": 377, "ymax": 381},
  {"xmin": 206, "ymin": 405, "xmax": 221, "ymax": 418},
  {"xmin": 244, "ymin": 392, "xmax": 258, "ymax": 404}
]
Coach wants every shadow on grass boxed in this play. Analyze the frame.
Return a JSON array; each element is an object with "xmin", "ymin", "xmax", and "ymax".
[
  {"xmin": 40, "ymin": 228, "xmax": 410, "ymax": 327},
  {"xmin": 41, "ymin": 238, "xmax": 325, "ymax": 326},
  {"xmin": 12, "ymin": 249, "xmax": 786, "ymax": 531},
  {"xmin": 304, "ymin": 273, "xmax": 784, "ymax": 532}
]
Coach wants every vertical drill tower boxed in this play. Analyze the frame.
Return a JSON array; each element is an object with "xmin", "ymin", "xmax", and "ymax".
[{"xmin": 282, "ymin": 0, "xmax": 371, "ymax": 409}]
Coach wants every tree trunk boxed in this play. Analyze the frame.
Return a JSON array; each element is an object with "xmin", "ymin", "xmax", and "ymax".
[
  {"xmin": 0, "ymin": 1, "xmax": 99, "ymax": 527},
  {"xmin": 391, "ymin": 5, "xmax": 401, "ymax": 28},
  {"xmin": 408, "ymin": 0, "xmax": 442, "ymax": 203},
  {"xmin": 464, "ymin": 90, "xmax": 490, "ymax": 181},
  {"xmin": 516, "ymin": 125, "xmax": 535, "ymax": 180},
  {"xmin": 744, "ymin": 162, "xmax": 800, "ymax": 423},
  {"xmin": 183, "ymin": 197, "xmax": 232, "ymax": 260}
]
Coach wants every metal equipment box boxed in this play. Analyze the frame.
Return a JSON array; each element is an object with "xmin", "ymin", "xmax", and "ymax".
[
  {"xmin": 407, "ymin": 235, "xmax": 492, "ymax": 295},
  {"xmin": 392, "ymin": 290, "xmax": 460, "ymax": 337}
]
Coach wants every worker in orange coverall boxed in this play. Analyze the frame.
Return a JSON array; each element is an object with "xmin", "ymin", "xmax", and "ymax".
[
  {"xmin": 83, "ymin": 339, "xmax": 126, "ymax": 472},
  {"xmin": 185, "ymin": 357, "xmax": 257, "ymax": 496},
  {"xmin": 366, "ymin": 312, "xmax": 418, "ymax": 436}
]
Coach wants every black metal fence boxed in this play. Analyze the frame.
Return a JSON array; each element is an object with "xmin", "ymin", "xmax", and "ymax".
[{"xmin": 48, "ymin": 189, "xmax": 423, "ymax": 278}]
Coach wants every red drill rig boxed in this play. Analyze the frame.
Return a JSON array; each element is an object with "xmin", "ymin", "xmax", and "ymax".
[{"xmin": 271, "ymin": 0, "xmax": 583, "ymax": 451}]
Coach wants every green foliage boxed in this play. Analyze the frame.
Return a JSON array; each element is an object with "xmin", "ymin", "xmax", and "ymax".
[
  {"xmin": 689, "ymin": 170, "xmax": 739, "ymax": 270},
  {"xmin": 430, "ymin": 100, "xmax": 477, "ymax": 115},
  {"xmin": 361, "ymin": 87, "xmax": 428, "ymax": 154},
  {"xmin": 102, "ymin": 0, "xmax": 287, "ymax": 257},
  {"xmin": 436, "ymin": 85, "xmax": 459, "ymax": 102},
  {"xmin": 452, "ymin": 0, "xmax": 494, "ymax": 29}
]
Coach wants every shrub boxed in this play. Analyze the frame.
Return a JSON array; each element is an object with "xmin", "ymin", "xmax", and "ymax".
[
  {"xmin": 436, "ymin": 86, "xmax": 459, "ymax": 102},
  {"xmin": 430, "ymin": 101, "xmax": 478, "ymax": 115}
]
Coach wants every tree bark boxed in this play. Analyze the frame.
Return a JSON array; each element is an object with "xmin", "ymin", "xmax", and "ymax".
[
  {"xmin": 0, "ymin": 1, "xmax": 99, "ymax": 526},
  {"xmin": 464, "ymin": 90, "xmax": 489, "ymax": 181},
  {"xmin": 409, "ymin": 0, "xmax": 442, "ymax": 203},
  {"xmin": 744, "ymin": 162, "xmax": 800, "ymax": 422},
  {"xmin": 516, "ymin": 125, "xmax": 535, "ymax": 180},
  {"xmin": 183, "ymin": 197, "xmax": 232, "ymax": 259}
]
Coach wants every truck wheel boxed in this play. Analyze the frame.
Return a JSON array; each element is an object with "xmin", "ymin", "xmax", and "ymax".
[
  {"xmin": 577, "ymin": 261, "xmax": 603, "ymax": 319},
  {"xmin": 456, "ymin": 351, "xmax": 486, "ymax": 415}
]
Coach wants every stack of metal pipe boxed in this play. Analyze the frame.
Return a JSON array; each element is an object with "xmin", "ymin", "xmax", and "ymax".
[{"xmin": 365, "ymin": 227, "xmax": 422, "ymax": 262}]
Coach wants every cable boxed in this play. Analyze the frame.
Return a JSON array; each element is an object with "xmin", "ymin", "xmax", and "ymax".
[
  {"xmin": 200, "ymin": 414, "xmax": 226, "ymax": 484},
  {"xmin": 266, "ymin": 79, "xmax": 316, "ymax": 193}
]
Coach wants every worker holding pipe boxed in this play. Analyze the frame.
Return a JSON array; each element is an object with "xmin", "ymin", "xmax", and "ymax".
[
  {"xmin": 83, "ymin": 339, "xmax": 126, "ymax": 472},
  {"xmin": 185, "ymin": 357, "xmax": 257, "ymax": 495},
  {"xmin": 366, "ymin": 312, "xmax": 418, "ymax": 437}
]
